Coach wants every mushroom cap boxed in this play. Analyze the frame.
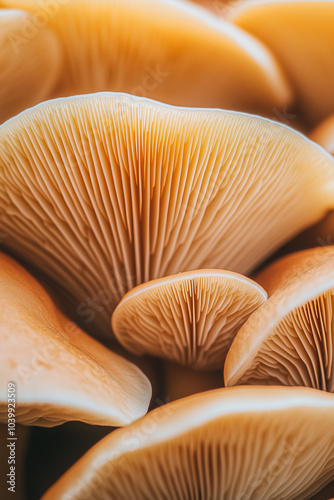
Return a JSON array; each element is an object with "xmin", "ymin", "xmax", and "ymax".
[
  {"xmin": 0, "ymin": 93, "xmax": 333, "ymax": 334},
  {"xmin": 228, "ymin": 0, "xmax": 334, "ymax": 125},
  {"xmin": 42, "ymin": 385, "xmax": 334, "ymax": 500},
  {"xmin": 112, "ymin": 269, "xmax": 267, "ymax": 370},
  {"xmin": 310, "ymin": 114, "xmax": 334, "ymax": 156},
  {"xmin": 0, "ymin": 9, "xmax": 62, "ymax": 124},
  {"xmin": 0, "ymin": 252, "xmax": 151, "ymax": 427},
  {"xmin": 224, "ymin": 247, "xmax": 334, "ymax": 391},
  {"xmin": 2, "ymin": 0, "xmax": 292, "ymax": 114}
]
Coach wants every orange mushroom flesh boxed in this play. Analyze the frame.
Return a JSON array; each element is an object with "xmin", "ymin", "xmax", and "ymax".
[
  {"xmin": 2, "ymin": 0, "xmax": 292, "ymax": 114},
  {"xmin": 228, "ymin": 0, "xmax": 334, "ymax": 125},
  {"xmin": 42, "ymin": 386, "xmax": 334, "ymax": 500},
  {"xmin": 0, "ymin": 252, "xmax": 151, "ymax": 427},
  {"xmin": 310, "ymin": 114, "xmax": 334, "ymax": 156},
  {"xmin": 224, "ymin": 247, "xmax": 334, "ymax": 392},
  {"xmin": 112, "ymin": 269, "xmax": 267, "ymax": 370},
  {"xmin": 0, "ymin": 9, "xmax": 61, "ymax": 124},
  {"xmin": 0, "ymin": 93, "xmax": 333, "ymax": 335}
]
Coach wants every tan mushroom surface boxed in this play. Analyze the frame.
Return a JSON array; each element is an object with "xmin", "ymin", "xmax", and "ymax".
[
  {"xmin": 42, "ymin": 385, "xmax": 334, "ymax": 500},
  {"xmin": 112, "ymin": 269, "xmax": 267, "ymax": 370},
  {"xmin": 228, "ymin": 0, "xmax": 334, "ymax": 125},
  {"xmin": 0, "ymin": 252, "xmax": 151, "ymax": 427},
  {"xmin": 0, "ymin": 93, "xmax": 333, "ymax": 335},
  {"xmin": 310, "ymin": 114, "xmax": 334, "ymax": 156},
  {"xmin": 2, "ymin": 0, "xmax": 292, "ymax": 114},
  {"xmin": 0, "ymin": 9, "xmax": 61, "ymax": 124},
  {"xmin": 224, "ymin": 247, "xmax": 334, "ymax": 391}
]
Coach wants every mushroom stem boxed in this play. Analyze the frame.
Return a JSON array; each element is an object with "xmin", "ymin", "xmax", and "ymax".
[{"xmin": 164, "ymin": 361, "xmax": 223, "ymax": 401}]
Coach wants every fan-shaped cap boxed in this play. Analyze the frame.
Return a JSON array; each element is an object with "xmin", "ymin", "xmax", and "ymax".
[
  {"xmin": 0, "ymin": 252, "xmax": 151, "ymax": 427},
  {"xmin": 42, "ymin": 386, "xmax": 334, "ymax": 500},
  {"xmin": 2, "ymin": 0, "xmax": 292, "ymax": 114},
  {"xmin": 0, "ymin": 93, "xmax": 333, "ymax": 334},
  {"xmin": 0, "ymin": 9, "xmax": 61, "ymax": 124},
  {"xmin": 310, "ymin": 114, "xmax": 334, "ymax": 156},
  {"xmin": 228, "ymin": 0, "xmax": 334, "ymax": 125},
  {"xmin": 112, "ymin": 269, "xmax": 267, "ymax": 370},
  {"xmin": 224, "ymin": 247, "xmax": 334, "ymax": 391}
]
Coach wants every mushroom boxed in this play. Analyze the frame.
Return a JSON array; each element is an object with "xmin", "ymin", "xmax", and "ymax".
[
  {"xmin": 2, "ymin": 0, "xmax": 292, "ymax": 114},
  {"xmin": 228, "ymin": 0, "xmax": 334, "ymax": 125},
  {"xmin": 0, "ymin": 93, "xmax": 333, "ymax": 335},
  {"xmin": 0, "ymin": 9, "xmax": 61, "ymax": 124},
  {"xmin": 310, "ymin": 114, "xmax": 334, "ymax": 156},
  {"xmin": 112, "ymin": 269, "xmax": 266, "ymax": 398},
  {"xmin": 224, "ymin": 247, "xmax": 334, "ymax": 391},
  {"xmin": 42, "ymin": 386, "xmax": 334, "ymax": 500},
  {"xmin": 0, "ymin": 251, "xmax": 151, "ymax": 427}
]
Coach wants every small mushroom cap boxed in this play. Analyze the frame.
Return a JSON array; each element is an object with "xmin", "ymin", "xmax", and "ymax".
[
  {"xmin": 42, "ymin": 385, "xmax": 334, "ymax": 500},
  {"xmin": 0, "ymin": 252, "xmax": 151, "ymax": 427},
  {"xmin": 310, "ymin": 114, "xmax": 334, "ymax": 156},
  {"xmin": 224, "ymin": 247, "xmax": 334, "ymax": 391},
  {"xmin": 0, "ymin": 9, "xmax": 62, "ymax": 124},
  {"xmin": 3, "ymin": 0, "xmax": 292, "ymax": 114},
  {"xmin": 0, "ymin": 93, "xmax": 333, "ymax": 335},
  {"xmin": 112, "ymin": 269, "xmax": 267, "ymax": 370},
  {"xmin": 228, "ymin": 0, "xmax": 334, "ymax": 125}
]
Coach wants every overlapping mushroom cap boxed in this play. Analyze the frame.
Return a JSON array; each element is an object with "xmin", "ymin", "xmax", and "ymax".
[
  {"xmin": 0, "ymin": 93, "xmax": 333, "ymax": 334},
  {"xmin": 2, "ymin": 0, "xmax": 292, "ymax": 114},
  {"xmin": 224, "ymin": 247, "xmax": 334, "ymax": 391},
  {"xmin": 228, "ymin": 0, "xmax": 334, "ymax": 125},
  {"xmin": 42, "ymin": 386, "xmax": 334, "ymax": 500},
  {"xmin": 0, "ymin": 8, "xmax": 61, "ymax": 124},
  {"xmin": 112, "ymin": 269, "xmax": 267, "ymax": 370},
  {"xmin": 0, "ymin": 252, "xmax": 151, "ymax": 426},
  {"xmin": 310, "ymin": 114, "xmax": 334, "ymax": 156}
]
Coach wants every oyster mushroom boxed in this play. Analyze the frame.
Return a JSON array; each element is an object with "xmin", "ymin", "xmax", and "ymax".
[
  {"xmin": 0, "ymin": 9, "xmax": 61, "ymax": 124},
  {"xmin": 224, "ymin": 247, "xmax": 334, "ymax": 391},
  {"xmin": 0, "ymin": 252, "xmax": 151, "ymax": 427},
  {"xmin": 310, "ymin": 114, "xmax": 334, "ymax": 156},
  {"xmin": 112, "ymin": 269, "xmax": 266, "ymax": 398},
  {"xmin": 42, "ymin": 386, "xmax": 334, "ymax": 500},
  {"xmin": 2, "ymin": 0, "xmax": 292, "ymax": 114},
  {"xmin": 228, "ymin": 0, "xmax": 334, "ymax": 125},
  {"xmin": 0, "ymin": 93, "xmax": 333, "ymax": 335}
]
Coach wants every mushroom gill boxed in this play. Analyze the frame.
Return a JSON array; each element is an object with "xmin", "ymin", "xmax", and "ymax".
[
  {"xmin": 112, "ymin": 269, "xmax": 267, "ymax": 370},
  {"xmin": 42, "ymin": 386, "xmax": 334, "ymax": 500},
  {"xmin": 0, "ymin": 93, "xmax": 333, "ymax": 335},
  {"xmin": 224, "ymin": 247, "xmax": 334, "ymax": 392},
  {"xmin": 228, "ymin": 0, "xmax": 334, "ymax": 125},
  {"xmin": 0, "ymin": 8, "xmax": 61, "ymax": 124},
  {"xmin": 2, "ymin": 0, "xmax": 292, "ymax": 114},
  {"xmin": 0, "ymin": 251, "xmax": 151, "ymax": 427}
]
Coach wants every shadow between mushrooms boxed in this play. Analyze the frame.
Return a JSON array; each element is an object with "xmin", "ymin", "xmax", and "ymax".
[
  {"xmin": 0, "ymin": 93, "xmax": 333, "ymax": 335},
  {"xmin": 224, "ymin": 247, "xmax": 334, "ymax": 391},
  {"xmin": 0, "ymin": 252, "xmax": 151, "ymax": 427},
  {"xmin": 42, "ymin": 386, "xmax": 334, "ymax": 500},
  {"xmin": 2, "ymin": 0, "xmax": 292, "ymax": 114},
  {"xmin": 310, "ymin": 114, "xmax": 334, "ymax": 156}
]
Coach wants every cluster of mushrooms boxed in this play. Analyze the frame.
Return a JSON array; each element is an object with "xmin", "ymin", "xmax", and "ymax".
[{"xmin": 1, "ymin": 0, "xmax": 334, "ymax": 499}]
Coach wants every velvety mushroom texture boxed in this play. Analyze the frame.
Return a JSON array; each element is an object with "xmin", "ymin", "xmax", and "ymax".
[
  {"xmin": 112, "ymin": 269, "xmax": 267, "ymax": 370},
  {"xmin": 0, "ymin": 93, "xmax": 334, "ymax": 334},
  {"xmin": 42, "ymin": 386, "xmax": 334, "ymax": 500},
  {"xmin": 228, "ymin": 0, "xmax": 334, "ymax": 125},
  {"xmin": 310, "ymin": 114, "xmax": 334, "ymax": 156},
  {"xmin": 0, "ymin": 8, "xmax": 61, "ymax": 124},
  {"xmin": 2, "ymin": 0, "xmax": 293, "ymax": 114},
  {"xmin": 224, "ymin": 247, "xmax": 334, "ymax": 392},
  {"xmin": 0, "ymin": 252, "xmax": 151, "ymax": 427}
]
